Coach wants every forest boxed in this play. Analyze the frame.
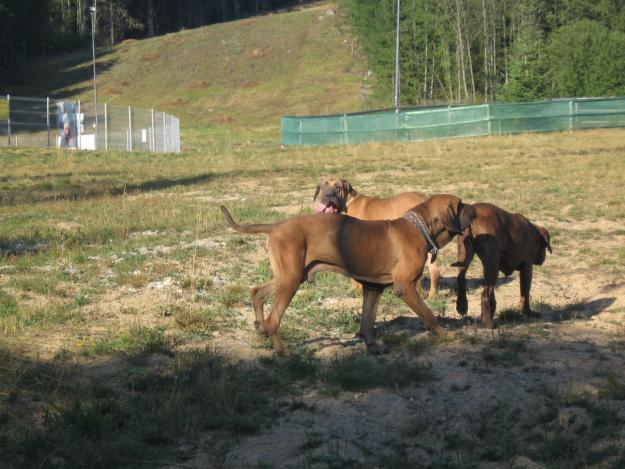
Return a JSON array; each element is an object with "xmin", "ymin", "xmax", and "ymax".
[
  {"xmin": 2, "ymin": 0, "xmax": 625, "ymax": 103},
  {"xmin": 345, "ymin": 0, "xmax": 625, "ymax": 103},
  {"xmin": 0, "ymin": 1, "xmax": 309, "ymax": 67}
]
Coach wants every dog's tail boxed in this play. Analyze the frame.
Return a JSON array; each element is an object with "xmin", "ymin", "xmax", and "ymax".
[{"xmin": 220, "ymin": 206, "xmax": 276, "ymax": 235}]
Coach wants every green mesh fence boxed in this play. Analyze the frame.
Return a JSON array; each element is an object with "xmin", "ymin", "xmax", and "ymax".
[{"xmin": 281, "ymin": 97, "xmax": 625, "ymax": 146}]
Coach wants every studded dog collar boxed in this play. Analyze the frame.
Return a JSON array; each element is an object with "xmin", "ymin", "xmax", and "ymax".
[{"xmin": 402, "ymin": 210, "xmax": 439, "ymax": 261}]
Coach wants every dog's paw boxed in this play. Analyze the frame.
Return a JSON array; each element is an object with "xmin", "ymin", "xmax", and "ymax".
[{"xmin": 456, "ymin": 296, "xmax": 468, "ymax": 315}]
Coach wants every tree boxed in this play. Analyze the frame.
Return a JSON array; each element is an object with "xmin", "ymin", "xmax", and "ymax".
[
  {"xmin": 497, "ymin": 1, "xmax": 545, "ymax": 101},
  {"xmin": 546, "ymin": 20, "xmax": 625, "ymax": 97}
]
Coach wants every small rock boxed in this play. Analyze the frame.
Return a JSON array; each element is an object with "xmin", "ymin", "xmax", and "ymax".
[
  {"xmin": 509, "ymin": 455, "xmax": 545, "ymax": 469},
  {"xmin": 148, "ymin": 277, "xmax": 174, "ymax": 290}
]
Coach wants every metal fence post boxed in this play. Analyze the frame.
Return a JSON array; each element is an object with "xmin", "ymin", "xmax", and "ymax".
[
  {"xmin": 128, "ymin": 106, "xmax": 133, "ymax": 151},
  {"xmin": 176, "ymin": 117, "xmax": 180, "ymax": 152},
  {"xmin": 486, "ymin": 103, "xmax": 492, "ymax": 136},
  {"xmin": 569, "ymin": 100, "xmax": 574, "ymax": 130},
  {"xmin": 162, "ymin": 112, "xmax": 166, "ymax": 152},
  {"xmin": 46, "ymin": 97, "xmax": 51, "ymax": 147},
  {"xmin": 77, "ymin": 100, "xmax": 82, "ymax": 149},
  {"xmin": 104, "ymin": 103, "xmax": 108, "ymax": 150},
  {"xmin": 7, "ymin": 94, "xmax": 11, "ymax": 146},
  {"xmin": 170, "ymin": 115, "xmax": 174, "ymax": 152}
]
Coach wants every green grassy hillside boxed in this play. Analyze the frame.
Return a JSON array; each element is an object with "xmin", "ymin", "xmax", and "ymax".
[{"xmin": 1, "ymin": 2, "xmax": 368, "ymax": 148}]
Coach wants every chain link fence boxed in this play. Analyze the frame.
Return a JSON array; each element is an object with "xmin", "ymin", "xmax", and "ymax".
[
  {"xmin": 281, "ymin": 97, "xmax": 625, "ymax": 146},
  {"xmin": 0, "ymin": 95, "xmax": 180, "ymax": 153}
]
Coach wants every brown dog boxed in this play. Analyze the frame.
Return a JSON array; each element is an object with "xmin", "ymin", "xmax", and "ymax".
[
  {"xmin": 313, "ymin": 179, "xmax": 440, "ymax": 295},
  {"xmin": 453, "ymin": 203, "xmax": 552, "ymax": 328},
  {"xmin": 221, "ymin": 195, "xmax": 476, "ymax": 356}
]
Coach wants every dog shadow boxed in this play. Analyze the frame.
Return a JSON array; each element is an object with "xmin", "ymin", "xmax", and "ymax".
[
  {"xmin": 527, "ymin": 297, "xmax": 616, "ymax": 323},
  {"xmin": 307, "ymin": 296, "xmax": 617, "ymax": 353},
  {"xmin": 421, "ymin": 274, "xmax": 515, "ymax": 293},
  {"xmin": 463, "ymin": 296, "xmax": 616, "ymax": 329}
]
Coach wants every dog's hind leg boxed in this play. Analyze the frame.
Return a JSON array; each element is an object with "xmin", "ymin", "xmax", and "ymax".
[
  {"xmin": 479, "ymin": 253, "xmax": 498, "ymax": 328},
  {"xmin": 394, "ymin": 281, "xmax": 447, "ymax": 336},
  {"xmin": 519, "ymin": 263, "xmax": 539, "ymax": 318},
  {"xmin": 251, "ymin": 281, "xmax": 276, "ymax": 335},
  {"xmin": 264, "ymin": 278, "xmax": 301, "ymax": 357}
]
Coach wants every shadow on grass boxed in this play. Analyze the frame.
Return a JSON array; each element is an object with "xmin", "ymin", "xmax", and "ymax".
[
  {"xmin": 0, "ymin": 345, "xmax": 277, "ymax": 467},
  {"xmin": 0, "ymin": 238, "xmax": 47, "ymax": 256},
  {"xmin": 3, "ymin": 331, "xmax": 625, "ymax": 468},
  {"xmin": 1, "ymin": 49, "xmax": 117, "ymax": 100},
  {"xmin": 530, "ymin": 297, "xmax": 617, "ymax": 322},
  {"xmin": 0, "ymin": 172, "xmax": 217, "ymax": 205},
  {"xmin": 0, "ymin": 342, "xmax": 433, "ymax": 468}
]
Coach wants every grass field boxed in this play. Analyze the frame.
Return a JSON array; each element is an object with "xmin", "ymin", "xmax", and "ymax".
[
  {"xmin": 1, "ymin": 128, "xmax": 625, "ymax": 467},
  {"xmin": 2, "ymin": 1, "xmax": 625, "ymax": 468}
]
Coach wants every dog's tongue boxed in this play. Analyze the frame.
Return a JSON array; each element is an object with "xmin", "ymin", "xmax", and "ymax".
[{"xmin": 315, "ymin": 203, "xmax": 338, "ymax": 214}]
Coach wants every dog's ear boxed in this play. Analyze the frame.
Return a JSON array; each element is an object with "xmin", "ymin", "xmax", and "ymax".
[
  {"xmin": 441, "ymin": 207, "xmax": 462, "ymax": 234},
  {"xmin": 338, "ymin": 179, "xmax": 356, "ymax": 199},
  {"xmin": 313, "ymin": 182, "xmax": 323, "ymax": 201},
  {"xmin": 440, "ymin": 199, "xmax": 464, "ymax": 234},
  {"xmin": 537, "ymin": 226, "xmax": 552, "ymax": 253},
  {"xmin": 345, "ymin": 180, "xmax": 358, "ymax": 197}
]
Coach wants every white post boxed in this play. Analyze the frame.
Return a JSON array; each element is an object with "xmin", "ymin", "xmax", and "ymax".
[
  {"xmin": 104, "ymin": 103, "xmax": 108, "ymax": 150},
  {"xmin": 128, "ymin": 106, "xmax": 133, "ymax": 151},
  {"xmin": 46, "ymin": 97, "xmax": 51, "ymax": 148}
]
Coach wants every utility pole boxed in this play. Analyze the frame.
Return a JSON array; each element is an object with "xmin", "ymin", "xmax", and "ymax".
[
  {"xmin": 393, "ymin": 0, "xmax": 401, "ymax": 110},
  {"xmin": 90, "ymin": 3, "xmax": 99, "ymax": 149}
]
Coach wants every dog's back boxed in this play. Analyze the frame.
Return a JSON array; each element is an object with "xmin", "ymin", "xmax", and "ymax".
[
  {"xmin": 462, "ymin": 203, "xmax": 549, "ymax": 272},
  {"xmin": 347, "ymin": 191, "xmax": 427, "ymax": 220}
]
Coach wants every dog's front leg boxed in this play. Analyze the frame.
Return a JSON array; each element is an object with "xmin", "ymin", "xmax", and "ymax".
[{"xmin": 357, "ymin": 286, "xmax": 383, "ymax": 351}]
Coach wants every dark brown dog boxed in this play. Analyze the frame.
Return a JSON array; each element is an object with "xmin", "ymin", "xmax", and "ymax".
[
  {"xmin": 453, "ymin": 203, "xmax": 552, "ymax": 328},
  {"xmin": 313, "ymin": 179, "xmax": 440, "ymax": 295},
  {"xmin": 222, "ymin": 195, "xmax": 476, "ymax": 356}
]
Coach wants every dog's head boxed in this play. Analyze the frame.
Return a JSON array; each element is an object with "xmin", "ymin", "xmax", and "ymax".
[
  {"xmin": 428, "ymin": 194, "xmax": 476, "ymax": 236},
  {"xmin": 533, "ymin": 225, "xmax": 552, "ymax": 265},
  {"xmin": 313, "ymin": 179, "xmax": 357, "ymax": 214}
]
